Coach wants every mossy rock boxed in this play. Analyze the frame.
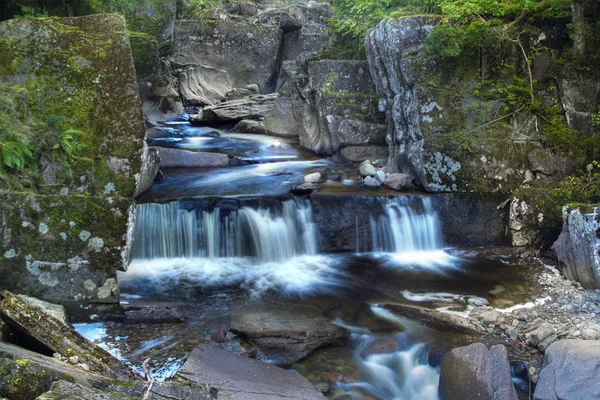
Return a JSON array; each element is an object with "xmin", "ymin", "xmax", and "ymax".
[
  {"xmin": 0, "ymin": 15, "xmax": 145, "ymax": 197},
  {"xmin": 0, "ymin": 193, "xmax": 133, "ymax": 304}
]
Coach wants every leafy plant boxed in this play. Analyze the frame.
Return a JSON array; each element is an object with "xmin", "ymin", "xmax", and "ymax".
[{"xmin": 0, "ymin": 132, "xmax": 33, "ymax": 172}]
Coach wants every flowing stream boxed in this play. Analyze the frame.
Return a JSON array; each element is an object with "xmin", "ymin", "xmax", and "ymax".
[{"xmin": 76, "ymin": 122, "xmax": 538, "ymax": 399}]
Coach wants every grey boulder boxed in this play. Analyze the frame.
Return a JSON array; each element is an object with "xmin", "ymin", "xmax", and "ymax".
[
  {"xmin": 384, "ymin": 173, "xmax": 413, "ymax": 191},
  {"xmin": 534, "ymin": 340, "xmax": 600, "ymax": 400},
  {"xmin": 439, "ymin": 343, "xmax": 518, "ymax": 400}
]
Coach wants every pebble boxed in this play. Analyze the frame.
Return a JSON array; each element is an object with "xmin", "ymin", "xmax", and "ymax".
[
  {"xmin": 582, "ymin": 329, "xmax": 598, "ymax": 340},
  {"xmin": 271, "ymin": 141, "xmax": 281, "ymax": 149},
  {"xmin": 68, "ymin": 356, "xmax": 79, "ymax": 365}
]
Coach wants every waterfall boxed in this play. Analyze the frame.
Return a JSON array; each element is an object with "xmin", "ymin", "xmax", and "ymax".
[
  {"xmin": 133, "ymin": 200, "xmax": 319, "ymax": 262},
  {"xmin": 370, "ymin": 197, "xmax": 442, "ymax": 253}
]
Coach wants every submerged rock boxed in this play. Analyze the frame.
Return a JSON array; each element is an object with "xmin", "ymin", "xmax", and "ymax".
[
  {"xmin": 176, "ymin": 343, "xmax": 325, "ymax": 399},
  {"xmin": 361, "ymin": 176, "xmax": 381, "ymax": 188},
  {"xmin": 189, "ymin": 94, "xmax": 278, "ymax": 125},
  {"xmin": 439, "ymin": 343, "xmax": 518, "ymax": 400},
  {"xmin": 230, "ymin": 302, "xmax": 349, "ymax": 364},
  {"xmin": 534, "ymin": 340, "xmax": 600, "ymax": 400},
  {"xmin": 0, "ymin": 291, "xmax": 139, "ymax": 381},
  {"xmin": 380, "ymin": 303, "xmax": 478, "ymax": 334},
  {"xmin": 552, "ymin": 205, "xmax": 600, "ymax": 289},
  {"xmin": 152, "ymin": 147, "xmax": 229, "ymax": 168},
  {"xmin": 291, "ymin": 182, "xmax": 317, "ymax": 195}
]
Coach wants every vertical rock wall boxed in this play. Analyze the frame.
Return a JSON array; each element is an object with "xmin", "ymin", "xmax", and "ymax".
[{"xmin": 0, "ymin": 15, "xmax": 148, "ymax": 304}]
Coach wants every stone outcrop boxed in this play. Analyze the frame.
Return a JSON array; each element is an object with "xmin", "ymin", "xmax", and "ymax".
[
  {"xmin": 0, "ymin": 292, "xmax": 139, "ymax": 380},
  {"xmin": 0, "ymin": 15, "xmax": 148, "ymax": 305},
  {"xmin": 264, "ymin": 60, "xmax": 385, "ymax": 156},
  {"xmin": 552, "ymin": 206, "xmax": 600, "ymax": 289},
  {"xmin": 230, "ymin": 302, "xmax": 349, "ymax": 364},
  {"xmin": 534, "ymin": 340, "xmax": 600, "ymax": 400},
  {"xmin": 175, "ymin": 63, "xmax": 232, "ymax": 107},
  {"xmin": 190, "ymin": 94, "xmax": 278, "ymax": 125},
  {"xmin": 152, "ymin": 147, "xmax": 230, "ymax": 168},
  {"xmin": 365, "ymin": 17, "xmax": 555, "ymax": 193},
  {"xmin": 172, "ymin": 19, "xmax": 282, "ymax": 92},
  {"xmin": 438, "ymin": 343, "xmax": 518, "ymax": 400},
  {"xmin": 176, "ymin": 344, "xmax": 325, "ymax": 399},
  {"xmin": 311, "ymin": 193, "xmax": 509, "ymax": 252}
]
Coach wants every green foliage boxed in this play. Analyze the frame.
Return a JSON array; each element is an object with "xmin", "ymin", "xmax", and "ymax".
[
  {"xmin": 16, "ymin": 6, "xmax": 49, "ymax": 18},
  {"xmin": 0, "ymin": 132, "xmax": 33, "ymax": 172},
  {"xmin": 327, "ymin": 0, "xmax": 438, "ymax": 59},
  {"xmin": 548, "ymin": 161, "xmax": 600, "ymax": 204},
  {"xmin": 30, "ymin": 117, "xmax": 85, "ymax": 166}
]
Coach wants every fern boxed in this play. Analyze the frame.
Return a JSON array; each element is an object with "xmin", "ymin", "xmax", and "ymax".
[{"xmin": 0, "ymin": 132, "xmax": 33, "ymax": 172}]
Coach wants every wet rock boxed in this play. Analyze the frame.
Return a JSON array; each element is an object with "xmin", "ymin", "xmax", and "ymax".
[
  {"xmin": 304, "ymin": 172, "xmax": 325, "ymax": 184},
  {"xmin": 230, "ymin": 302, "xmax": 349, "ymax": 364},
  {"xmin": 384, "ymin": 173, "xmax": 413, "ymax": 191},
  {"xmin": 534, "ymin": 340, "xmax": 600, "ymax": 400},
  {"xmin": 552, "ymin": 206, "xmax": 600, "ymax": 289},
  {"xmin": 527, "ymin": 322, "xmax": 556, "ymax": 347},
  {"xmin": 359, "ymin": 338, "xmax": 398, "ymax": 357},
  {"xmin": 176, "ymin": 64, "xmax": 232, "ymax": 107},
  {"xmin": 469, "ymin": 306, "xmax": 505, "ymax": 326},
  {"xmin": 359, "ymin": 160, "xmax": 377, "ymax": 177},
  {"xmin": 232, "ymin": 119, "xmax": 267, "ymax": 134},
  {"xmin": 271, "ymin": 141, "xmax": 282, "ymax": 149},
  {"xmin": 0, "ymin": 291, "xmax": 139, "ymax": 380},
  {"xmin": 153, "ymin": 148, "xmax": 229, "ymax": 168},
  {"xmin": 381, "ymin": 303, "xmax": 478, "ymax": 334},
  {"xmin": 361, "ymin": 176, "xmax": 381, "ymax": 188},
  {"xmin": 123, "ymin": 303, "xmax": 185, "ymax": 324},
  {"xmin": 291, "ymin": 182, "xmax": 317, "ymax": 195},
  {"xmin": 190, "ymin": 94, "xmax": 278, "ymax": 125},
  {"xmin": 375, "ymin": 170, "xmax": 387, "ymax": 183},
  {"xmin": 439, "ymin": 343, "xmax": 518, "ymax": 400},
  {"xmin": 176, "ymin": 344, "xmax": 325, "ymax": 399}
]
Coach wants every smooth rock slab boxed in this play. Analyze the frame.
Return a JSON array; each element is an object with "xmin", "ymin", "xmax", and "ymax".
[
  {"xmin": 0, "ymin": 291, "xmax": 138, "ymax": 381},
  {"xmin": 175, "ymin": 344, "xmax": 325, "ymax": 399},
  {"xmin": 190, "ymin": 94, "xmax": 278, "ymax": 125},
  {"xmin": 230, "ymin": 302, "xmax": 349, "ymax": 364},
  {"xmin": 534, "ymin": 340, "xmax": 600, "ymax": 400},
  {"xmin": 152, "ymin": 147, "xmax": 229, "ymax": 168},
  {"xmin": 439, "ymin": 343, "xmax": 518, "ymax": 400},
  {"xmin": 381, "ymin": 303, "xmax": 478, "ymax": 334}
]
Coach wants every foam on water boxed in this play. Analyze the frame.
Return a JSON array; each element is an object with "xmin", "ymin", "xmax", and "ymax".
[{"xmin": 120, "ymin": 255, "xmax": 346, "ymax": 298}]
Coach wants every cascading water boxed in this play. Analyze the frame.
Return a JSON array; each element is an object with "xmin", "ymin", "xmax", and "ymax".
[
  {"xmin": 132, "ymin": 199, "xmax": 318, "ymax": 262},
  {"xmin": 123, "ymin": 199, "xmax": 338, "ymax": 297},
  {"xmin": 370, "ymin": 197, "xmax": 442, "ymax": 253}
]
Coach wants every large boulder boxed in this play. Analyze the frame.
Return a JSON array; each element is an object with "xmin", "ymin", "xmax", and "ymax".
[
  {"xmin": 172, "ymin": 19, "xmax": 282, "ymax": 92},
  {"xmin": 230, "ymin": 302, "xmax": 350, "ymax": 364},
  {"xmin": 175, "ymin": 63, "xmax": 232, "ymax": 107},
  {"xmin": 152, "ymin": 147, "xmax": 230, "ymax": 168},
  {"xmin": 552, "ymin": 205, "xmax": 600, "ymax": 289},
  {"xmin": 0, "ymin": 291, "xmax": 139, "ymax": 381},
  {"xmin": 176, "ymin": 344, "xmax": 325, "ymax": 399},
  {"xmin": 438, "ymin": 343, "xmax": 518, "ymax": 400},
  {"xmin": 0, "ymin": 15, "xmax": 148, "ymax": 304},
  {"xmin": 190, "ymin": 94, "xmax": 278, "ymax": 125},
  {"xmin": 534, "ymin": 340, "xmax": 600, "ymax": 400}
]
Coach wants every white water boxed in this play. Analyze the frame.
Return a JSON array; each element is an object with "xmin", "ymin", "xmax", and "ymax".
[
  {"xmin": 121, "ymin": 255, "xmax": 345, "ymax": 297},
  {"xmin": 336, "ymin": 306, "xmax": 440, "ymax": 400},
  {"xmin": 370, "ymin": 197, "xmax": 442, "ymax": 253},
  {"xmin": 133, "ymin": 199, "xmax": 318, "ymax": 262}
]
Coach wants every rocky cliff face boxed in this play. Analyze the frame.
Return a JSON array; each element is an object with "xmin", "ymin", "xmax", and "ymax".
[
  {"xmin": 552, "ymin": 206, "xmax": 600, "ymax": 290},
  {"xmin": 0, "ymin": 15, "xmax": 149, "ymax": 304},
  {"xmin": 365, "ymin": 17, "xmax": 587, "ymax": 194}
]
